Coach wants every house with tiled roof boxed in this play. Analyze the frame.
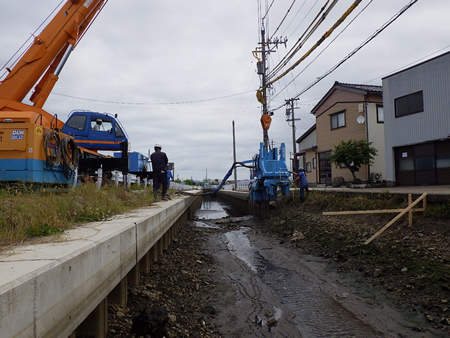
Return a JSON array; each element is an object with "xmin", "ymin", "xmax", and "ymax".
[{"xmin": 304, "ymin": 81, "xmax": 385, "ymax": 185}]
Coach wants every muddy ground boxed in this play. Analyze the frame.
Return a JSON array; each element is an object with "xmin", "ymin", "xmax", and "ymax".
[{"xmin": 107, "ymin": 196, "xmax": 450, "ymax": 337}]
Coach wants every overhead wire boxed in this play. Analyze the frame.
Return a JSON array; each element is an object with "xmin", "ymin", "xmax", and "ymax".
[
  {"xmin": 280, "ymin": 0, "xmax": 312, "ymax": 37},
  {"xmin": 363, "ymin": 44, "xmax": 450, "ymax": 84},
  {"xmin": 292, "ymin": 0, "xmax": 418, "ymax": 99},
  {"xmin": 268, "ymin": 0, "xmax": 297, "ymax": 41},
  {"xmin": 259, "ymin": 0, "xmax": 363, "ymax": 95},
  {"xmin": 52, "ymin": 90, "xmax": 255, "ymax": 106},
  {"xmin": 234, "ymin": 63, "xmax": 258, "ymax": 121},
  {"xmin": 262, "ymin": 0, "xmax": 276, "ymax": 20},
  {"xmin": 271, "ymin": 0, "xmax": 418, "ymax": 112},
  {"xmin": 267, "ymin": 0, "xmax": 336, "ymax": 80},
  {"xmin": 272, "ymin": 0, "xmax": 373, "ymax": 102}
]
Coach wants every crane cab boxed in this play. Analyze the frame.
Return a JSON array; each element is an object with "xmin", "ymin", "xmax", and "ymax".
[{"xmin": 62, "ymin": 111, "xmax": 128, "ymax": 151}]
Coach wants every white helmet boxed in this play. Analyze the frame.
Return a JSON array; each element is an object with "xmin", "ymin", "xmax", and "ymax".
[{"xmin": 154, "ymin": 143, "xmax": 162, "ymax": 149}]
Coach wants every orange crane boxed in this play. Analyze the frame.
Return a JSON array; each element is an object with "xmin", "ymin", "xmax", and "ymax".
[
  {"xmin": 0, "ymin": 0, "xmax": 107, "ymax": 126},
  {"xmin": 0, "ymin": 0, "xmax": 134, "ymax": 186}
]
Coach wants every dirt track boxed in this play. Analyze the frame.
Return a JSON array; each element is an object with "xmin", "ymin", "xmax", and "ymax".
[{"xmin": 199, "ymin": 216, "xmax": 443, "ymax": 337}]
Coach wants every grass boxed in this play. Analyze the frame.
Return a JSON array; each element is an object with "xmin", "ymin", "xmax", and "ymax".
[
  {"xmin": 304, "ymin": 189, "xmax": 404, "ymax": 211},
  {"xmin": 0, "ymin": 183, "xmax": 158, "ymax": 246},
  {"xmin": 303, "ymin": 189, "xmax": 450, "ymax": 220}
]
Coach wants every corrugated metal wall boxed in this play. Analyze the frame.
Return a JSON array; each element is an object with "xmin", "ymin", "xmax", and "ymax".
[{"xmin": 382, "ymin": 52, "xmax": 450, "ymax": 183}]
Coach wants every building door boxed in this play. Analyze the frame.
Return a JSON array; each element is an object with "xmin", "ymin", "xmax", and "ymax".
[
  {"xmin": 414, "ymin": 143, "xmax": 436, "ymax": 185},
  {"xmin": 394, "ymin": 141, "xmax": 450, "ymax": 186},
  {"xmin": 395, "ymin": 146, "xmax": 415, "ymax": 185},
  {"xmin": 436, "ymin": 139, "xmax": 450, "ymax": 184},
  {"xmin": 319, "ymin": 151, "xmax": 332, "ymax": 185}
]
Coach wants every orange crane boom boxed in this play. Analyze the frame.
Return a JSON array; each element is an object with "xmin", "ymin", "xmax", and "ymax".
[
  {"xmin": 0, "ymin": 0, "xmax": 110, "ymax": 186},
  {"xmin": 0, "ymin": 0, "xmax": 107, "ymax": 128}
]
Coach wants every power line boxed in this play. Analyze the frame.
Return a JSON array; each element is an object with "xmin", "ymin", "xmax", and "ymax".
[
  {"xmin": 268, "ymin": 0, "xmax": 297, "ymax": 41},
  {"xmin": 51, "ymin": 90, "xmax": 255, "ymax": 106},
  {"xmin": 363, "ymin": 44, "xmax": 450, "ymax": 84},
  {"xmin": 267, "ymin": 0, "xmax": 338, "ymax": 81},
  {"xmin": 280, "ymin": 0, "xmax": 314, "ymax": 38},
  {"xmin": 271, "ymin": 0, "xmax": 418, "ymax": 111},
  {"xmin": 262, "ymin": 0, "xmax": 276, "ymax": 20},
  {"xmin": 292, "ymin": 0, "xmax": 418, "ymax": 100},
  {"xmin": 259, "ymin": 0, "xmax": 363, "ymax": 93},
  {"xmin": 272, "ymin": 0, "xmax": 373, "ymax": 101}
]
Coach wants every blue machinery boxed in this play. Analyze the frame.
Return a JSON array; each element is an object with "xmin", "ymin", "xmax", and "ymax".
[
  {"xmin": 214, "ymin": 142, "xmax": 290, "ymax": 217},
  {"xmin": 249, "ymin": 142, "xmax": 290, "ymax": 201}
]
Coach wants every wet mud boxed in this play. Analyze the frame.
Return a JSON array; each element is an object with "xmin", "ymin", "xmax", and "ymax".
[{"xmin": 195, "ymin": 196, "xmax": 443, "ymax": 337}]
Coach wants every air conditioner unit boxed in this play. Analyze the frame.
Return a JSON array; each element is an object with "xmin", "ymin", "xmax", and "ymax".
[{"xmin": 371, "ymin": 172, "xmax": 383, "ymax": 182}]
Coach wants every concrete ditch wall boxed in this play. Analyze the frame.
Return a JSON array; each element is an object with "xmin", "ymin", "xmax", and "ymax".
[
  {"xmin": 216, "ymin": 190, "xmax": 249, "ymax": 214},
  {"xmin": 0, "ymin": 192, "xmax": 202, "ymax": 338},
  {"xmin": 217, "ymin": 190, "xmax": 272, "ymax": 219}
]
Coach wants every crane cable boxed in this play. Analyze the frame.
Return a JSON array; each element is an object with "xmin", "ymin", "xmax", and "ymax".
[
  {"xmin": 256, "ymin": 0, "xmax": 362, "ymax": 103},
  {"xmin": 61, "ymin": 136, "xmax": 79, "ymax": 179},
  {"xmin": 44, "ymin": 131, "xmax": 62, "ymax": 167}
]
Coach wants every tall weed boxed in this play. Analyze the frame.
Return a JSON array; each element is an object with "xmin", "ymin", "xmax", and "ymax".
[{"xmin": 0, "ymin": 183, "xmax": 155, "ymax": 246}]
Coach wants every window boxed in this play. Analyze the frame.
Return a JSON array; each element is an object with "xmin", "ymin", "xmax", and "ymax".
[
  {"xmin": 437, "ymin": 154, "xmax": 450, "ymax": 168},
  {"xmin": 306, "ymin": 162, "xmax": 311, "ymax": 172},
  {"xmin": 330, "ymin": 111, "xmax": 345, "ymax": 130},
  {"xmin": 66, "ymin": 115, "xmax": 86, "ymax": 131},
  {"xmin": 395, "ymin": 91, "xmax": 423, "ymax": 117},
  {"xmin": 377, "ymin": 105, "xmax": 384, "ymax": 123},
  {"xmin": 313, "ymin": 158, "xmax": 317, "ymax": 169},
  {"xmin": 114, "ymin": 123, "xmax": 125, "ymax": 138},
  {"xmin": 91, "ymin": 118, "xmax": 113, "ymax": 132}
]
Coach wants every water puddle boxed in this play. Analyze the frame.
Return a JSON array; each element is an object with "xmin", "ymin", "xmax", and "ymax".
[
  {"xmin": 193, "ymin": 221, "xmax": 219, "ymax": 229},
  {"xmin": 194, "ymin": 195, "xmax": 229, "ymax": 220},
  {"xmin": 225, "ymin": 227, "xmax": 258, "ymax": 273}
]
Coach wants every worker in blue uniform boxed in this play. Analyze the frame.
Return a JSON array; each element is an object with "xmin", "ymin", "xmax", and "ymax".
[
  {"xmin": 290, "ymin": 167, "xmax": 309, "ymax": 202},
  {"xmin": 165, "ymin": 164, "xmax": 173, "ymax": 199},
  {"xmin": 166, "ymin": 164, "xmax": 173, "ymax": 188}
]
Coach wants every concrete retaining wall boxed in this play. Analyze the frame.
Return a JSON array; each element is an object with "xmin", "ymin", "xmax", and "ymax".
[
  {"xmin": 216, "ymin": 190, "xmax": 249, "ymax": 214},
  {"xmin": 217, "ymin": 190, "xmax": 272, "ymax": 219},
  {"xmin": 0, "ymin": 192, "xmax": 201, "ymax": 338}
]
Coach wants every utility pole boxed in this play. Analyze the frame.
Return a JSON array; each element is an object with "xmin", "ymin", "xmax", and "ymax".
[
  {"xmin": 255, "ymin": 28, "xmax": 288, "ymax": 149},
  {"xmin": 259, "ymin": 28, "xmax": 269, "ymax": 149},
  {"xmin": 285, "ymin": 98, "xmax": 301, "ymax": 172},
  {"xmin": 232, "ymin": 120, "xmax": 237, "ymax": 189}
]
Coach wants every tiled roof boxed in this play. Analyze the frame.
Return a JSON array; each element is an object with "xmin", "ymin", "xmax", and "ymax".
[{"xmin": 336, "ymin": 81, "xmax": 383, "ymax": 94}]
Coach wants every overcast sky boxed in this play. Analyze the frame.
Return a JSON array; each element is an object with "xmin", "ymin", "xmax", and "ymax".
[{"xmin": 1, "ymin": 0, "xmax": 449, "ymax": 182}]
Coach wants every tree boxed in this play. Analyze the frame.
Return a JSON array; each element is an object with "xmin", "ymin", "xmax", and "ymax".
[
  {"xmin": 328, "ymin": 139, "xmax": 378, "ymax": 182},
  {"xmin": 182, "ymin": 179, "xmax": 196, "ymax": 186}
]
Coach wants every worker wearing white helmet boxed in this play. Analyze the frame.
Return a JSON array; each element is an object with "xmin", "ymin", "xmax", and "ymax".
[{"xmin": 150, "ymin": 143, "xmax": 169, "ymax": 201}]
